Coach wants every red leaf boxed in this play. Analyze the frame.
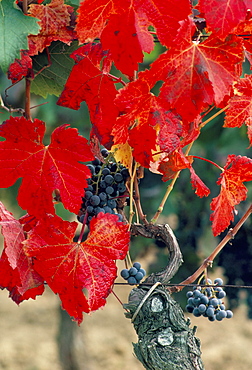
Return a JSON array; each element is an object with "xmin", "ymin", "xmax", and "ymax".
[
  {"xmin": 25, "ymin": 213, "xmax": 130, "ymax": 323},
  {"xmin": 210, "ymin": 155, "xmax": 252, "ymax": 236},
  {"xmin": 28, "ymin": 0, "xmax": 75, "ymax": 56},
  {"xmin": 198, "ymin": 0, "xmax": 247, "ymax": 40},
  {"xmin": 142, "ymin": 18, "xmax": 243, "ymax": 122},
  {"xmin": 76, "ymin": 0, "xmax": 191, "ymax": 75},
  {"xmin": 7, "ymin": 51, "xmax": 33, "ymax": 83},
  {"xmin": 57, "ymin": 43, "xmax": 117, "ymax": 146},
  {"xmin": 76, "ymin": 0, "xmax": 191, "ymax": 49},
  {"xmin": 225, "ymin": 74, "xmax": 252, "ymax": 146},
  {"xmin": 0, "ymin": 202, "xmax": 44, "ymax": 302},
  {"xmin": 0, "ymin": 117, "xmax": 94, "ymax": 217},
  {"xmin": 101, "ymin": 7, "xmax": 153, "ymax": 78},
  {"xmin": 158, "ymin": 150, "xmax": 210, "ymax": 197}
]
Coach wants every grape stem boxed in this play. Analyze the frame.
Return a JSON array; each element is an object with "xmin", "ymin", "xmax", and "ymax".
[
  {"xmin": 170, "ymin": 204, "xmax": 252, "ymax": 293},
  {"xmin": 133, "ymin": 171, "xmax": 148, "ymax": 225}
]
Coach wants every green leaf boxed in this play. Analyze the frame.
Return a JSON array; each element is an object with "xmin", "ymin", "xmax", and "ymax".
[
  {"xmin": 0, "ymin": 0, "xmax": 40, "ymax": 72},
  {"xmin": 31, "ymin": 41, "xmax": 78, "ymax": 98}
]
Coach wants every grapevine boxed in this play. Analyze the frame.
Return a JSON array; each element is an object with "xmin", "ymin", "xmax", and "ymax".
[{"xmin": 0, "ymin": 4, "xmax": 252, "ymax": 370}]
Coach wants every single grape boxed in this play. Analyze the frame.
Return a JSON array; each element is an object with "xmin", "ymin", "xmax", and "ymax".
[
  {"xmin": 78, "ymin": 214, "xmax": 85, "ymax": 223},
  {"xmin": 139, "ymin": 268, "xmax": 146, "ymax": 277},
  {"xmin": 99, "ymin": 192, "xmax": 107, "ymax": 201},
  {"xmin": 102, "ymin": 167, "xmax": 110, "ymax": 176},
  {"xmin": 92, "ymin": 158, "xmax": 101, "ymax": 166},
  {"xmin": 104, "ymin": 174, "xmax": 114, "ymax": 184},
  {"xmin": 198, "ymin": 304, "xmax": 207, "ymax": 314},
  {"xmin": 118, "ymin": 183, "xmax": 126, "ymax": 193},
  {"xmin": 101, "ymin": 148, "xmax": 109, "ymax": 157},
  {"xmin": 216, "ymin": 310, "xmax": 227, "ymax": 321},
  {"xmin": 107, "ymin": 199, "xmax": 117, "ymax": 208},
  {"xmin": 186, "ymin": 291, "xmax": 194, "ymax": 298},
  {"xmin": 129, "ymin": 267, "xmax": 138, "ymax": 276},
  {"xmin": 208, "ymin": 315, "xmax": 216, "ymax": 322},
  {"xmin": 216, "ymin": 290, "xmax": 226, "ymax": 299},
  {"xmin": 214, "ymin": 278, "xmax": 223, "ymax": 286},
  {"xmin": 226, "ymin": 310, "xmax": 233, "ymax": 319},
  {"xmin": 193, "ymin": 289, "xmax": 201, "ymax": 298},
  {"xmin": 133, "ymin": 262, "xmax": 141, "ymax": 270},
  {"xmin": 193, "ymin": 308, "xmax": 201, "ymax": 317},
  {"xmin": 95, "ymin": 165, "xmax": 101, "ymax": 174},
  {"xmin": 87, "ymin": 164, "xmax": 95, "ymax": 174},
  {"xmin": 204, "ymin": 278, "xmax": 213, "ymax": 285},
  {"xmin": 206, "ymin": 307, "xmax": 215, "ymax": 317},
  {"xmin": 135, "ymin": 271, "xmax": 144, "ymax": 281},
  {"xmin": 100, "ymin": 180, "xmax": 107, "ymax": 189},
  {"xmin": 186, "ymin": 305, "xmax": 194, "ymax": 313},
  {"xmin": 105, "ymin": 186, "xmax": 114, "ymax": 195},
  {"xmin": 209, "ymin": 298, "xmax": 219, "ymax": 307},
  {"xmin": 103, "ymin": 206, "xmax": 113, "ymax": 214},
  {"xmin": 121, "ymin": 167, "xmax": 130, "ymax": 179},
  {"xmin": 84, "ymin": 190, "xmax": 93, "ymax": 200},
  {"xmin": 110, "ymin": 163, "xmax": 117, "ymax": 172},
  {"xmin": 114, "ymin": 173, "xmax": 123, "ymax": 182},
  {"xmin": 121, "ymin": 269, "xmax": 130, "ymax": 279},
  {"xmin": 90, "ymin": 195, "xmax": 100, "ymax": 206},
  {"xmin": 128, "ymin": 276, "xmax": 137, "ymax": 285},
  {"xmin": 86, "ymin": 205, "xmax": 94, "ymax": 213},
  {"xmin": 200, "ymin": 295, "xmax": 209, "ymax": 305}
]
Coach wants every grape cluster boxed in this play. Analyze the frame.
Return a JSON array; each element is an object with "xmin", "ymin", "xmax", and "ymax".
[
  {"xmin": 78, "ymin": 149, "xmax": 129, "ymax": 225},
  {"xmin": 120, "ymin": 262, "xmax": 146, "ymax": 285},
  {"xmin": 186, "ymin": 278, "xmax": 233, "ymax": 321}
]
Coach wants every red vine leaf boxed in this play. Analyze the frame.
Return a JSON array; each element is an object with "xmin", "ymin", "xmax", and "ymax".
[
  {"xmin": 7, "ymin": 50, "xmax": 33, "ymax": 83},
  {"xmin": 0, "ymin": 202, "xmax": 44, "ymax": 303},
  {"xmin": 210, "ymin": 155, "xmax": 252, "ymax": 236},
  {"xmin": 24, "ymin": 213, "xmax": 130, "ymax": 324},
  {"xmin": 158, "ymin": 150, "xmax": 210, "ymax": 197},
  {"xmin": 0, "ymin": 117, "xmax": 94, "ymax": 218},
  {"xmin": 198, "ymin": 0, "xmax": 247, "ymax": 40},
  {"xmin": 76, "ymin": 0, "xmax": 191, "ymax": 76},
  {"xmin": 57, "ymin": 43, "xmax": 117, "ymax": 147},
  {"xmin": 225, "ymin": 75, "xmax": 252, "ymax": 146},
  {"xmin": 28, "ymin": 0, "xmax": 75, "ymax": 55},
  {"xmin": 142, "ymin": 18, "xmax": 243, "ymax": 122}
]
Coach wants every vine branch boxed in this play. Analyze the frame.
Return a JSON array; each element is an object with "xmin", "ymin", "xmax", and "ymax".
[{"xmin": 170, "ymin": 204, "xmax": 252, "ymax": 292}]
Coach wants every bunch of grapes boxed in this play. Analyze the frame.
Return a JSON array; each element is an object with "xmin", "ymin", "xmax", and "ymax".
[
  {"xmin": 186, "ymin": 278, "xmax": 233, "ymax": 321},
  {"xmin": 120, "ymin": 262, "xmax": 146, "ymax": 285},
  {"xmin": 78, "ymin": 149, "xmax": 130, "ymax": 225}
]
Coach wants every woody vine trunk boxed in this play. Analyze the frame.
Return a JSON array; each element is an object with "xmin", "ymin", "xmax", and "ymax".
[{"xmin": 124, "ymin": 224, "xmax": 204, "ymax": 370}]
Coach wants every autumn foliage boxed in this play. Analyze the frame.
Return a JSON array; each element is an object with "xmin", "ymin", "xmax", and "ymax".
[{"xmin": 1, "ymin": 0, "xmax": 252, "ymax": 322}]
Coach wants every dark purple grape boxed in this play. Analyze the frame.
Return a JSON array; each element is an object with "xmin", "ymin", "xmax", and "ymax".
[
  {"xmin": 121, "ymin": 269, "xmax": 130, "ymax": 279},
  {"xmin": 114, "ymin": 173, "xmax": 123, "ymax": 182},
  {"xmin": 92, "ymin": 158, "xmax": 101, "ymax": 166},
  {"xmin": 101, "ymin": 148, "xmax": 109, "ymax": 157},
  {"xmin": 129, "ymin": 267, "xmax": 138, "ymax": 276},
  {"xmin": 90, "ymin": 195, "xmax": 100, "ymax": 206},
  {"xmin": 102, "ymin": 167, "xmax": 110, "ymax": 176},
  {"xmin": 105, "ymin": 186, "xmax": 114, "ymax": 195},
  {"xmin": 128, "ymin": 276, "xmax": 137, "ymax": 285},
  {"xmin": 133, "ymin": 262, "xmax": 141, "ymax": 270},
  {"xmin": 104, "ymin": 174, "xmax": 114, "ymax": 184}
]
